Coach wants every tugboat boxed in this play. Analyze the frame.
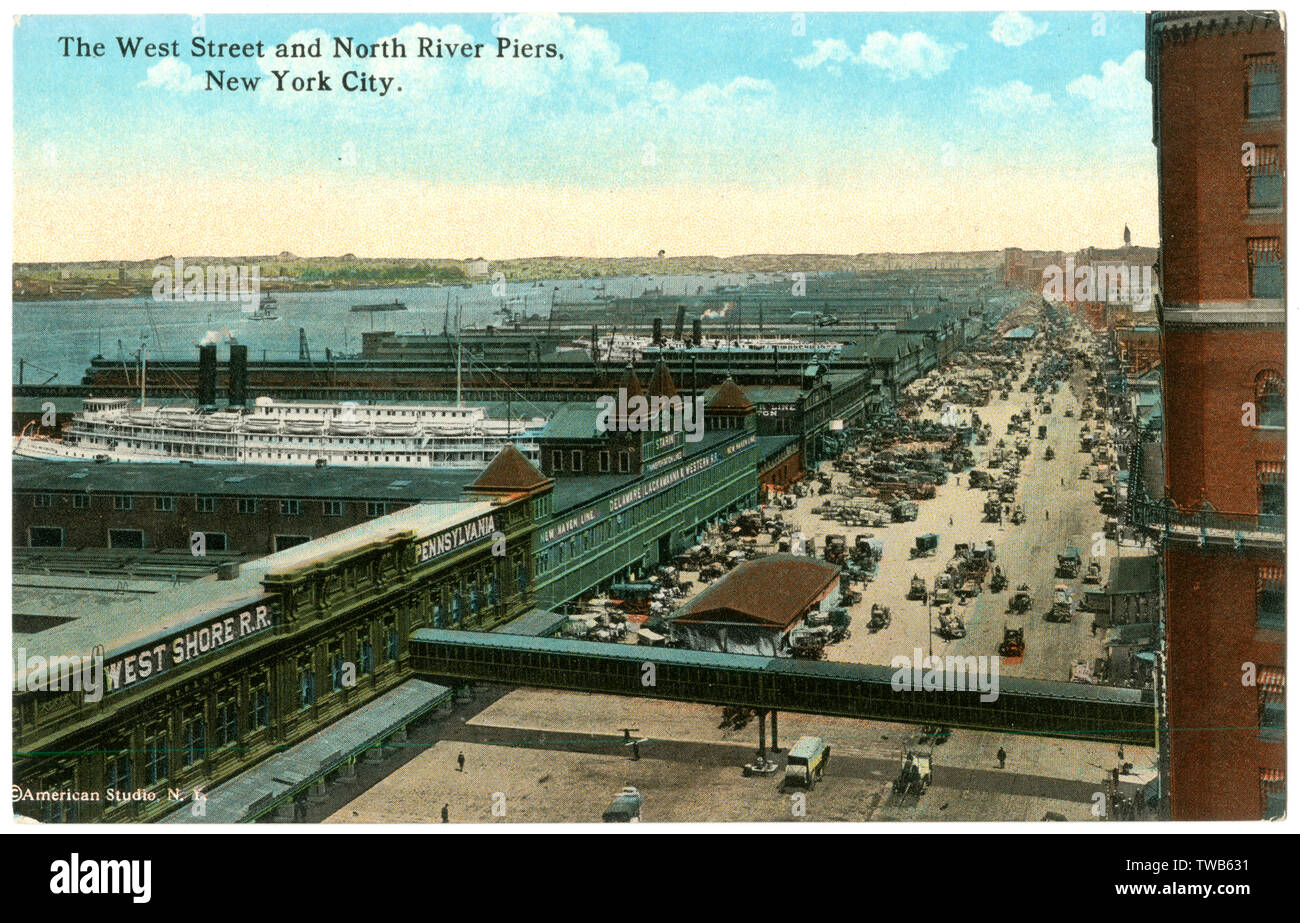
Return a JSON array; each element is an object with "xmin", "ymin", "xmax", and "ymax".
[{"xmin": 250, "ymin": 292, "xmax": 280, "ymax": 321}]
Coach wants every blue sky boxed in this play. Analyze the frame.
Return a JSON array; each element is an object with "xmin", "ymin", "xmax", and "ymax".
[{"xmin": 14, "ymin": 12, "xmax": 1156, "ymax": 260}]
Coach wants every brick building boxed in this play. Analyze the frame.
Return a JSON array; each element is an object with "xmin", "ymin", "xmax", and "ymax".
[{"xmin": 1145, "ymin": 10, "xmax": 1285, "ymax": 820}]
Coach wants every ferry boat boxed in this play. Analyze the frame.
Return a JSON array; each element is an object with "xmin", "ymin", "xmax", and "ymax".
[{"xmin": 14, "ymin": 396, "xmax": 547, "ymax": 469}]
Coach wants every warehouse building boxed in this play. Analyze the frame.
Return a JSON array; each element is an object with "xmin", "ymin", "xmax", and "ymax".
[{"xmin": 667, "ymin": 554, "xmax": 840, "ymax": 656}]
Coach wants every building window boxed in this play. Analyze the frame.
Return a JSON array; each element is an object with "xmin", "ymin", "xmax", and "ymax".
[
  {"xmin": 1257, "ymin": 566, "xmax": 1285, "ymax": 631},
  {"xmin": 298, "ymin": 658, "xmax": 316, "ymax": 710},
  {"xmin": 280, "ymin": 499, "xmax": 302, "ymax": 516},
  {"xmin": 182, "ymin": 713, "xmax": 206, "ymax": 768},
  {"xmin": 1248, "ymin": 238, "xmax": 1284, "ymax": 299},
  {"xmin": 113, "ymin": 495, "xmax": 134, "ymax": 511},
  {"xmin": 239, "ymin": 498, "xmax": 258, "ymax": 515},
  {"xmin": 108, "ymin": 528, "xmax": 145, "ymax": 549},
  {"xmin": 1255, "ymin": 370, "xmax": 1285, "ymax": 428},
  {"xmin": 571, "ymin": 450, "xmax": 584, "ymax": 472},
  {"xmin": 469, "ymin": 586, "xmax": 481, "ymax": 617},
  {"xmin": 618, "ymin": 451, "xmax": 631, "ymax": 472},
  {"xmin": 1257, "ymin": 666, "xmax": 1285, "ymax": 741},
  {"xmin": 155, "ymin": 496, "xmax": 177, "ymax": 512},
  {"xmin": 106, "ymin": 750, "xmax": 133, "ymax": 795},
  {"xmin": 196, "ymin": 497, "xmax": 217, "ymax": 513},
  {"xmin": 433, "ymin": 600, "xmax": 446, "ymax": 628},
  {"xmin": 451, "ymin": 593, "xmax": 464, "ymax": 626},
  {"xmin": 145, "ymin": 727, "xmax": 169, "ymax": 785},
  {"xmin": 217, "ymin": 696, "xmax": 239, "ymax": 747},
  {"xmin": 1246, "ymin": 54, "xmax": 1282, "ymax": 120},
  {"xmin": 385, "ymin": 618, "xmax": 400, "ymax": 661},
  {"xmin": 201, "ymin": 532, "xmax": 229, "ymax": 552},
  {"xmin": 33, "ymin": 493, "xmax": 52, "ymax": 508},
  {"xmin": 367, "ymin": 501, "xmax": 387, "ymax": 517},
  {"xmin": 599, "ymin": 451, "xmax": 611, "ymax": 473},
  {"xmin": 1258, "ymin": 461, "xmax": 1285, "ymax": 522},
  {"xmin": 73, "ymin": 494, "xmax": 90, "ymax": 510},
  {"xmin": 487, "ymin": 574, "xmax": 499, "ymax": 606},
  {"xmin": 274, "ymin": 534, "xmax": 309, "ymax": 552},
  {"xmin": 551, "ymin": 450, "xmax": 564, "ymax": 472},
  {"xmin": 1247, "ymin": 145, "xmax": 1283, "ymax": 209},
  {"xmin": 324, "ymin": 500, "xmax": 344, "ymax": 517},
  {"xmin": 1261, "ymin": 768, "xmax": 1286, "ymax": 820},
  {"xmin": 29, "ymin": 526, "xmax": 64, "ymax": 548},
  {"xmin": 515, "ymin": 558, "xmax": 527, "ymax": 594},
  {"xmin": 252, "ymin": 684, "xmax": 270, "ymax": 729},
  {"xmin": 357, "ymin": 631, "xmax": 374, "ymax": 674}
]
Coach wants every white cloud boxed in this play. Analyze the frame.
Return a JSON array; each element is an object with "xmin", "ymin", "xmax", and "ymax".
[
  {"xmin": 139, "ymin": 58, "xmax": 204, "ymax": 93},
  {"xmin": 989, "ymin": 12, "xmax": 1049, "ymax": 48},
  {"xmin": 971, "ymin": 80, "xmax": 1053, "ymax": 116},
  {"xmin": 860, "ymin": 31, "xmax": 963, "ymax": 80},
  {"xmin": 1067, "ymin": 51, "xmax": 1147, "ymax": 113},
  {"xmin": 794, "ymin": 39, "xmax": 853, "ymax": 71}
]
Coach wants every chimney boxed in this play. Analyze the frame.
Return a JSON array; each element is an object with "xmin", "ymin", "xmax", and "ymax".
[
  {"xmin": 198, "ymin": 344, "xmax": 218, "ymax": 408},
  {"xmin": 229, "ymin": 343, "xmax": 249, "ymax": 408}
]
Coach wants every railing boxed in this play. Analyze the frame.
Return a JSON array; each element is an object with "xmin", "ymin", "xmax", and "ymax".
[{"xmin": 1131, "ymin": 495, "xmax": 1285, "ymax": 539}]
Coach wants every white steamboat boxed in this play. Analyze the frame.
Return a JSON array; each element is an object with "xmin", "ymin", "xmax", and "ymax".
[{"xmin": 15, "ymin": 396, "xmax": 547, "ymax": 469}]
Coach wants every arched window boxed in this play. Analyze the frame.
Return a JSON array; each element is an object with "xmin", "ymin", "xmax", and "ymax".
[
  {"xmin": 451, "ymin": 593, "xmax": 463, "ymax": 626},
  {"xmin": 1256, "ymin": 370, "xmax": 1285, "ymax": 428}
]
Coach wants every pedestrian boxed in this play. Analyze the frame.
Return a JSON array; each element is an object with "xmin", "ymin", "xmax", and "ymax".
[
  {"xmin": 1091, "ymin": 620, "xmax": 1098, "ymax": 637},
  {"xmin": 1045, "ymin": 510, "xmax": 1050, "ymax": 521},
  {"xmin": 441, "ymin": 803, "xmax": 450, "ymax": 823},
  {"xmin": 997, "ymin": 747, "xmax": 1007, "ymax": 769},
  {"xmin": 949, "ymin": 515, "xmax": 954, "ymax": 526},
  {"xmin": 632, "ymin": 740, "xmax": 641, "ymax": 761},
  {"xmin": 457, "ymin": 751, "xmax": 465, "ymax": 772}
]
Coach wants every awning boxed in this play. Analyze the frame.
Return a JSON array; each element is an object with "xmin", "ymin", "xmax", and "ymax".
[
  {"xmin": 1257, "ymin": 666, "xmax": 1286, "ymax": 704},
  {"xmin": 1258, "ymin": 461, "xmax": 1285, "ymax": 484},
  {"xmin": 162, "ymin": 678, "xmax": 450, "ymax": 823},
  {"xmin": 1257, "ymin": 565, "xmax": 1285, "ymax": 592}
]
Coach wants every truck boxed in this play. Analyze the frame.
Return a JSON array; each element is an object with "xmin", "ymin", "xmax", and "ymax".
[
  {"xmin": 1048, "ymin": 584, "xmax": 1073, "ymax": 622},
  {"xmin": 1037, "ymin": 424, "xmax": 1048, "ymax": 440},
  {"xmin": 782, "ymin": 736, "xmax": 831, "ymax": 790},
  {"xmin": 1055, "ymin": 546, "xmax": 1082, "ymax": 579}
]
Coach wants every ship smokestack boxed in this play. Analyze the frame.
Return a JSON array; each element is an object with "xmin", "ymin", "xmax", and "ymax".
[
  {"xmin": 591, "ymin": 325, "xmax": 599, "ymax": 362},
  {"xmin": 229, "ymin": 343, "xmax": 248, "ymax": 408},
  {"xmin": 652, "ymin": 317, "xmax": 663, "ymax": 345},
  {"xmin": 198, "ymin": 344, "xmax": 218, "ymax": 409},
  {"xmin": 692, "ymin": 318, "xmax": 702, "ymax": 346},
  {"xmin": 674, "ymin": 305, "xmax": 686, "ymax": 341}
]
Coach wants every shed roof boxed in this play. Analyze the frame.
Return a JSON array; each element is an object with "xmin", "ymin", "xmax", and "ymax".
[
  {"xmin": 1107, "ymin": 555, "xmax": 1160, "ymax": 597},
  {"xmin": 671, "ymin": 554, "xmax": 839, "ymax": 629}
]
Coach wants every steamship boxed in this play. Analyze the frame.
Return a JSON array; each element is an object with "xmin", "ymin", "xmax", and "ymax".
[{"xmin": 13, "ymin": 397, "xmax": 547, "ymax": 469}]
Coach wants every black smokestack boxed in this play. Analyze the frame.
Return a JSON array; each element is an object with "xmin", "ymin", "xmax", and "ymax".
[
  {"xmin": 674, "ymin": 305, "xmax": 686, "ymax": 341},
  {"xmin": 692, "ymin": 318, "xmax": 702, "ymax": 345},
  {"xmin": 229, "ymin": 343, "xmax": 248, "ymax": 408},
  {"xmin": 652, "ymin": 317, "xmax": 663, "ymax": 344},
  {"xmin": 592, "ymin": 325, "xmax": 599, "ymax": 362},
  {"xmin": 199, "ymin": 344, "xmax": 218, "ymax": 408}
]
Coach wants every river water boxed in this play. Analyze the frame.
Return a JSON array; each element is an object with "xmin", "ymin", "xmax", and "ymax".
[{"xmin": 12, "ymin": 272, "xmax": 779, "ymax": 385}]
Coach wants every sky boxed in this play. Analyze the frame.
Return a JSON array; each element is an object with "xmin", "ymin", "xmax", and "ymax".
[{"xmin": 13, "ymin": 11, "xmax": 1157, "ymax": 261}]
